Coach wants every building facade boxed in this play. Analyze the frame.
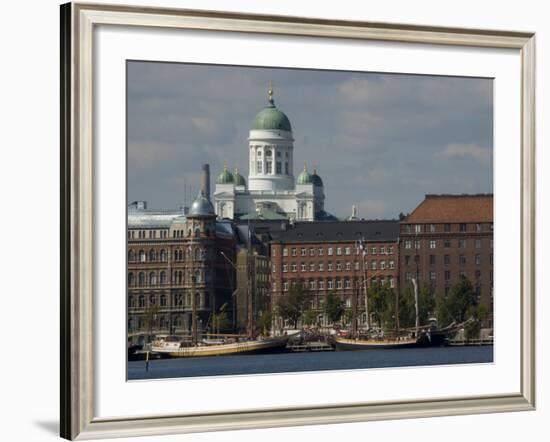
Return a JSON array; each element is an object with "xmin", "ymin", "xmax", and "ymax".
[
  {"xmin": 399, "ymin": 194, "xmax": 494, "ymax": 325},
  {"xmin": 127, "ymin": 193, "xmax": 237, "ymax": 344},
  {"xmin": 270, "ymin": 221, "xmax": 400, "ymax": 330},
  {"xmin": 213, "ymin": 84, "xmax": 335, "ymax": 221}
]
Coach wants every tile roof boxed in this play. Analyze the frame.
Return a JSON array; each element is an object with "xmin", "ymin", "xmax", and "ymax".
[
  {"xmin": 270, "ymin": 220, "xmax": 400, "ymax": 244},
  {"xmin": 405, "ymin": 194, "xmax": 493, "ymax": 223}
]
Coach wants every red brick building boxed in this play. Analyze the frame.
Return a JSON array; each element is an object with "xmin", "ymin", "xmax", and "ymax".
[
  {"xmin": 399, "ymin": 194, "xmax": 494, "ymax": 325},
  {"xmin": 270, "ymin": 221, "xmax": 400, "ymax": 330}
]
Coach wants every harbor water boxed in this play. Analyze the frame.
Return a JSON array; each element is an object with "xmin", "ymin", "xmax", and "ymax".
[{"xmin": 128, "ymin": 345, "xmax": 493, "ymax": 380}]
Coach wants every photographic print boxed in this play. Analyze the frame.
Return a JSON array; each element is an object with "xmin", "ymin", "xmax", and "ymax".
[{"xmin": 126, "ymin": 61, "xmax": 494, "ymax": 380}]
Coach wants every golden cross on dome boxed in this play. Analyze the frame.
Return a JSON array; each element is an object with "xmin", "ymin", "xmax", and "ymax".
[{"xmin": 268, "ymin": 80, "xmax": 274, "ymax": 105}]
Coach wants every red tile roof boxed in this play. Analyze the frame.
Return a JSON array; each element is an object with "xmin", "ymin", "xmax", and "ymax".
[{"xmin": 405, "ymin": 194, "xmax": 493, "ymax": 223}]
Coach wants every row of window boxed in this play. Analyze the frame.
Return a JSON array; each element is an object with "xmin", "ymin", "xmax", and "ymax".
[
  {"xmin": 280, "ymin": 245, "xmax": 394, "ymax": 258},
  {"xmin": 277, "ymin": 277, "xmax": 395, "ymax": 292},
  {"xmin": 404, "ymin": 254, "xmax": 493, "ymax": 266},
  {"xmin": 128, "ymin": 292, "xmax": 207, "ymax": 309},
  {"xmin": 403, "ymin": 223, "xmax": 492, "ymax": 234},
  {"xmin": 128, "ymin": 247, "xmax": 209, "ymax": 263},
  {"xmin": 279, "ymin": 260, "xmax": 395, "ymax": 273},
  {"xmin": 128, "ymin": 229, "xmax": 169, "ymax": 240},
  {"xmin": 128, "ymin": 269, "xmax": 204, "ymax": 287},
  {"xmin": 403, "ymin": 238, "xmax": 493, "ymax": 250},
  {"xmin": 404, "ymin": 270, "xmax": 490, "ymax": 282}
]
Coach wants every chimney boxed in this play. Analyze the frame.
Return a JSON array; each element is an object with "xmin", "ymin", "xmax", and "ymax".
[{"xmin": 201, "ymin": 164, "xmax": 210, "ymax": 201}]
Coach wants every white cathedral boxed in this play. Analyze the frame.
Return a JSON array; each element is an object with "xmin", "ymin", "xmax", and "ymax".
[{"xmin": 213, "ymin": 84, "xmax": 336, "ymax": 222}]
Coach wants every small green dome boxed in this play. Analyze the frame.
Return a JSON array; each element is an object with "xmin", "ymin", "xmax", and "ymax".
[
  {"xmin": 312, "ymin": 169, "xmax": 324, "ymax": 187},
  {"xmin": 233, "ymin": 167, "xmax": 246, "ymax": 187},
  {"xmin": 216, "ymin": 163, "xmax": 234, "ymax": 184},
  {"xmin": 297, "ymin": 165, "xmax": 313, "ymax": 185},
  {"xmin": 251, "ymin": 83, "xmax": 292, "ymax": 132}
]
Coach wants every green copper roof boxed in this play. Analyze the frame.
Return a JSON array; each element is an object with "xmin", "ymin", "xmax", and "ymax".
[
  {"xmin": 297, "ymin": 165, "xmax": 313, "ymax": 185},
  {"xmin": 216, "ymin": 164, "xmax": 234, "ymax": 184},
  {"xmin": 233, "ymin": 167, "xmax": 246, "ymax": 186},
  {"xmin": 251, "ymin": 84, "xmax": 292, "ymax": 132}
]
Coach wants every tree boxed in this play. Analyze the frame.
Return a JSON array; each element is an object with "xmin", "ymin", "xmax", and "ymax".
[
  {"xmin": 276, "ymin": 282, "xmax": 310, "ymax": 328},
  {"xmin": 444, "ymin": 275, "xmax": 478, "ymax": 324},
  {"xmin": 302, "ymin": 309, "xmax": 317, "ymax": 327},
  {"xmin": 211, "ymin": 310, "xmax": 230, "ymax": 334},
  {"xmin": 324, "ymin": 292, "xmax": 345, "ymax": 324},
  {"xmin": 368, "ymin": 283, "xmax": 392, "ymax": 329},
  {"xmin": 464, "ymin": 303, "xmax": 489, "ymax": 340},
  {"xmin": 256, "ymin": 310, "xmax": 272, "ymax": 335}
]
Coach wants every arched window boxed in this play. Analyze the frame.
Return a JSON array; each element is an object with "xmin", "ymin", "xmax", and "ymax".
[
  {"xmin": 149, "ymin": 294, "xmax": 156, "ymax": 305},
  {"xmin": 139, "ymin": 250, "xmax": 146, "ymax": 262},
  {"xmin": 138, "ymin": 295, "xmax": 145, "ymax": 308},
  {"xmin": 194, "ymin": 248, "xmax": 201, "ymax": 260},
  {"xmin": 160, "ymin": 294, "xmax": 167, "ymax": 307},
  {"xmin": 149, "ymin": 249, "xmax": 156, "ymax": 261},
  {"xmin": 160, "ymin": 249, "xmax": 167, "ymax": 261},
  {"xmin": 138, "ymin": 272, "xmax": 145, "ymax": 286},
  {"xmin": 160, "ymin": 271, "xmax": 167, "ymax": 285},
  {"xmin": 128, "ymin": 250, "xmax": 134, "ymax": 262},
  {"xmin": 149, "ymin": 272, "xmax": 156, "ymax": 285},
  {"xmin": 127, "ymin": 273, "xmax": 134, "ymax": 287},
  {"xmin": 194, "ymin": 228, "xmax": 200, "ymax": 237},
  {"xmin": 128, "ymin": 295, "xmax": 135, "ymax": 308}
]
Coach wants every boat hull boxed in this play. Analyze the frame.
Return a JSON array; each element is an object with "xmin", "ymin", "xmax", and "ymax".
[
  {"xmin": 335, "ymin": 337, "xmax": 418, "ymax": 350},
  {"xmin": 151, "ymin": 336, "xmax": 290, "ymax": 358}
]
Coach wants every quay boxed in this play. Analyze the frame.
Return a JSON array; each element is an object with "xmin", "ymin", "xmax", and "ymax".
[{"xmin": 449, "ymin": 338, "xmax": 494, "ymax": 347}]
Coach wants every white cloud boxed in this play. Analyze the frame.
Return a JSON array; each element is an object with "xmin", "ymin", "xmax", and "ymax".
[{"xmin": 437, "ymin": 143, "xmax": 492, "ymax": 163}]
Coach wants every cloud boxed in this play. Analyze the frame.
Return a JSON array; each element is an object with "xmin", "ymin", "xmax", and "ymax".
[{"xmin": 437, "ymin": 143, "xmax": 492, "ymax": 163}]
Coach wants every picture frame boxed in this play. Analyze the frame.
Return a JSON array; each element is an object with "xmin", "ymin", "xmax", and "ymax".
[{"xmin": 60, "ymin": 2, "xmax": 536, "ymax": 439}]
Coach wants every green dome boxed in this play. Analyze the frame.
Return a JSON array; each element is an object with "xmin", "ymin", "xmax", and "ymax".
[
  {"xmin": 311, "ymin": 169, "xmax": 324, "ymax": 187},
  {"xmin": 251, "ymin": 84, "xmax": 292, "ymax": 131},
  {"xmin": 216, "ymin": 164, "xmax": 234, "ymax": 184},
  {"xmin": 297, "ymin": 165, "xmax": 313, "ymax": 185},
  {"xmin": 233, "ymin": 167, "xmax": 246, "ymax": 187}
]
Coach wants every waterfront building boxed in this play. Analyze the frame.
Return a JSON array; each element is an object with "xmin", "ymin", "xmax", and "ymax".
[
  {"xmin": 127, "ymin": 186, "xmax": 237, "ymax": 345},
  {"xmin": 213, "ymin": 84, "xmax": 336, "ymax": 222},
  {"xmin": 399, "ymin": 194, "xmax": 494, "ymax": 326},
  {"xmin": 270, "ymin": 221, "xmax": 400, "ymax": 330}
]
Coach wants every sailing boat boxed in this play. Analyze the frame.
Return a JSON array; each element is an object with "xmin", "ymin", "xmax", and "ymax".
[{"xmin": 151, "ymin": 217, "xmax": 291, "ymax": 358}]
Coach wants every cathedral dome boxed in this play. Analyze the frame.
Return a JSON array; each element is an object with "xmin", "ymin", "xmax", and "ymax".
[
  {"xmin": 297, "ymin": 165, "xmax": 313, "ymax": 185},
  {"xmin": 251, "ymin": 83, "xmax": 292, "ymax": 132},
  {"xmin": 311, "ymin": 169, "xmax": 324, "ymax": 187},
  {"xmin": 216, "ymin": 163, "xmax": 234, "ymax": 184},
  {"xmin": 189, "ymin": 191, "xmax": 215, "ymax": 217},
  {"xmin": 233, "ymin": 167, "xmax": 246, "ymax": 187}
]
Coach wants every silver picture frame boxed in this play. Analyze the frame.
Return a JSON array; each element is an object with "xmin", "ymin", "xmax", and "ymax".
[{"xmin": 60, "ymin": 2, "xmax": 536, "ymax": 439}]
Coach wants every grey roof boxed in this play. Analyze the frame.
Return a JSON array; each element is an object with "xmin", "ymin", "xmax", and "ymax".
[
  {"xmin": 128, "ymin": 208, "xmax": 184, "ymax": 228},
  {"xmin": 270, "ymin": 220, "xmax": 400, "ymax": 243},
  {"xmin": 188, "ymin": 192, "xmax": 215, "ymax": 217}
]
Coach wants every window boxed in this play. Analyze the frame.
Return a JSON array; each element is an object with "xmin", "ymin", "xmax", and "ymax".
[
  {"xmin": 328, "ymin": 247, "xmax": 333, "ymax": 256},
  {"xmin": 319, "ymin": 280, "xmax": 325, "ymax": 290},
  {"xmin": 283, "ymin": 280, "xmax": 289, "ymax": 291},
  {"xmin": 429, "ymin": 240, "xmax": 436, "ymax": 249},
  {"xmin": 272, "ymin": 264, "xmax": 276, "ymax": 273},
  {"xmin": 380, "ymin": 246, "xmax": 386, "ymax": 255},
  {"xmin": 327, "ymin": 262, "xmax": 333, "ymax": 272},
  {"xmin": 388, "ymin": 246, "xmax": 394, "ymax": 254},
  {"xmin": 272, "ymin": 282, "xmax": 276, "ymax": 292},
  {"xmin": 336, "ymin": 261, "xmax": 342, "ymax": 271},
  {"xmin": 345, "ymin": 246, "xmax": 351, "ymax": 255},
  {"xmin": 405, "ymin": 255, "xmax": 410, "ymax": 265},
  {"xmin": 444, "ymin": 240, "xmax": 451, "ymax": 248},
  {"xmin": 301, "ymin": 248, "xmax": 306, "ymax": 256},
  {"xmin": 381, "ymin": 261, "xmax": 386, "ymax": 270},
  {"xmin": 310, "ymin": 247, "xmax": 315, "ymax": 256},
  {"xmin": 292, "ymin": 248, "xmax": 297, "ymax": 257},
  {"xmin": 127, "ymin": 273, "xmax": 134, "ymax": 286},
  {"xmin": 430, "ymin": 224, "xmax": 436, "ymax": 233},
  {"xmin": 475, "ymin": 239, "xmax": 482, "ymax": 249},
  {"xmin": 445, "ymin": 270, "xmax": 451, "ymax": 281},
  {"xmin": 371, "ymin": 247, "xmax": 377, "ymax": 255},
  {"xmin": 459, "ymin": 255, "xmax": 466, "ymax": 266},
  {"xmin": 283, "ymin": 248, "xmax": 288, "ymax": 257},
  {"xmin": 318, "ymin": 247, "xmax": 324, "ymax": 256},
  {"xmin": 429, "ymin": 271, "xmax": 436, "ymax": 281},
  {"xmin": 309, "ymin": 280, "xmax": 316, "ymax": 290},
  {"xmin": 138, "ymin": 272, "xmax": 145, "ymax": 286},
  {"xmin": 336, "ymin": 279, "xmax": 343, "ymax": 289},
  {"xmin": 160, "ymin": 249, "xmax": 167, "ymax": 261},
  {"xmin": 291, "ymin": 263, "xmax": 297, "ymax": 272},
  {"xmin": 257, "ymin": 161, "xmax": 262, "ymax": 173},
  {"xmin": 285, "ymin": 162, "xmax": 289, "ymax": 174},
  {"xmin": 475, "ymin": 254, "xmax": 481, "ymax": 265},
  {"xmin": 460, "ymin": 223, "xmax": 467, "ymax": 232},
  {"xmin": 344, "ymin": 279, "xmax": 351, "ymax": 289},
  {"xmin": 389, "ymin": 260, "xmax": 395, "ymax": 269},
  {"xmin": 459, "ymin": 239, "xmax": 467, "ymax": 248},
  {"xmin": 414, "ymin": 240, "xmax": 421, "ymax": 249},
  {"xmin": 355, "ymin": 261, "xmax": 360, "ymax": 271},
  {"xmin": 319, "ymin": 262, "xmax": 324, "ymax": 272},
  {"xmin": 405, "ymin": 272, "xmax": 412, "ymax": 282},
  {"xmin": 160, "ymin": 271, "xmax": 167, "ymax": 284},
  {"xmin": 405, "ymin": 240, "xmax": 412, "ymax": 249},
  {"xmin": 345, "ymin": 262, "xmax": 351, "ymax": 271},
  {"xmin": 139, "ymin": 250, "xmax": 146, "ymax": 262},
  {"xmin": 444, "ymin": 255, "xmax": 451, "ymax": 266},
  {"xmin": 444, "ymin": 223, "xmax": 451, "ymax": 232},
  {"xmin": 415, "ymin": 224, "xmax": 422, "ymax": 233},
  {"xmin": 475, "ymin": 270, "xmax": 481, "ymax": 279},
  {"xmin": 476, "ymin": 223, "xmax": 482, "ymax": 232},
  {"xmin": 336, "ymin": 247, "xmax": 342, "ymax": 256},
  {"xmin": 430, "ymin": 255, "xmax": 436, "ymax": 265},
  {"xmin": 390, "ymin": 278, "xmax": 395, "ymax": 288},
  {"xmin": 405, "ymin": 225, "xmax": 412, "ymax": 233},
  {"xmin": 276, "ymin": 162, "xmax": 282, "ymax": 174},
  {"xmin": 371, "ymin": 261, "xmax": 377, "ymax": 270},
  {"xmin": 327, "ymin": 280, "xmax": 334, "ymax": 290},
  {"xmin": 310, "ymin": 262, "xmax": 315, "ymax": 272}
]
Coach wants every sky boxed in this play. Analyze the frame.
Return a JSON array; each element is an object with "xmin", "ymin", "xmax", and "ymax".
[{"xmin": 127, "ymin": 61, "xmax": 493, "ymax": 219}]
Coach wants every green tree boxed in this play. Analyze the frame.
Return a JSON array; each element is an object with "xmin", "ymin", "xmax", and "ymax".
[
  {"xmin": 211, "ymin": 310, "xmax": 230, "ymax": 333},
  {"xmin": 464, "ymin": 303, "xmax": 489, "ymax": 340},
  {"xmin": 368, "ymin": 283, "xmax": 392, "ymax": 329},
  {"xmin": 302, "ymin": 309, "xmax": 317, "ymax": 327},
  {"xmin": 325, "ymin": 292, "xmax": 345, "ymax": 324},
  {"xmin": 276, "ymin": 282, "xmax": 310, "ymax": 328},
  {"xmin": 256, "ymin": 310, "xmax": 272, "ymax": 335},
  {"xmin": 445, "ymin": 275, "xmax": 478, "ymax": 323}
]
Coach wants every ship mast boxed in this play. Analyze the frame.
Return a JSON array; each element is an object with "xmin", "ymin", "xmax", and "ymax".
[
  {"xmin": 356, "ymin": 237, "xmax": 369, "ymax": 331},
  {"xmin": 191, "ymin": 248, "xmax": 198, "ymax": 345},
  {"xmin": 246, "ymin": 218, "xmax": 255, "ymax": 338}
]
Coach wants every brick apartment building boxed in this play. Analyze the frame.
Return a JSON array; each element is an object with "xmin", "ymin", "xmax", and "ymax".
[
  {"xmin": 399, "ymin": 194, "xmax": 494, "ymax": 325},
  {"xmin": 270, "ymin": 221, "xmax": 400, "ymax": 329}
]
